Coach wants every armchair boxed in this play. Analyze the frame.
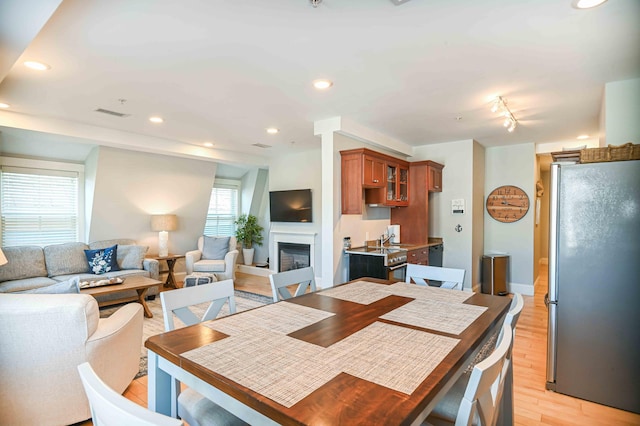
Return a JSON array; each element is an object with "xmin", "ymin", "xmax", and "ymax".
[
  {"xmin": 0, "ymin": 293, "xmax": 143, "ymax": 426},
  {"xmin": 185, "ymin": 236, "xmax": 239, "ymax": 280}
]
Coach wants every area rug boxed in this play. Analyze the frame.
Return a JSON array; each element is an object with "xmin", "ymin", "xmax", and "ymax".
[{"xmin": 99, "ymin": 289, "xmax": 272, "ymax": 378}]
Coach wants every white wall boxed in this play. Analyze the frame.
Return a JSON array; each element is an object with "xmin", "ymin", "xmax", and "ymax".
[
  {"xmin": 484, "ymin": 143, "xmax": 535, "ymax": 295},
  {"xmin": 411, "ymin": 139, "xmax": 477, "ymax": 291},
  {"xmin": 268, "ymin": 149, "xmax": 323, "ymax": 277},
  {"xmin": 88, "ymin": 146, "xmax": 217, "ymax": 256},
  {"xmin": 604, "ymin": 78, "xmax": 640, "ymax": 146}
]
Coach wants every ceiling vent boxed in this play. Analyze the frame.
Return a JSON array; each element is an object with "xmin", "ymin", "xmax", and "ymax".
[
  {"xmin": 94, "ymin": 108, "xmax": 130, "ymax": 118},
  {"xmin": 252, "ymin": 143, "xmax": 272, "ymax": 149}
]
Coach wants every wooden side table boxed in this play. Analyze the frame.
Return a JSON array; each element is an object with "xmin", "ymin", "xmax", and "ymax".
[{"xmin": 147, "ymin": 254, "xmax": 185, "ymax": 288}]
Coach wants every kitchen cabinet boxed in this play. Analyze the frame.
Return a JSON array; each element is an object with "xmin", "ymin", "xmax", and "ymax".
[
  {"xmin": 428, "ymin": 162, "xmax": 444, "ymax": 192},
  {"xmin": 340, "ymin": 148, "xmax": 410, "ymax": 214},
  {"xmin": 390, "ymin": 160, "xmax": 444, "ymax": 244},
  {"xmin": 407, "ymin": 247, "xmax": 429, "ymax": 265},
  {"xmin": 363, "ymin": 155, "xmax": 385, "ymax": 188}
]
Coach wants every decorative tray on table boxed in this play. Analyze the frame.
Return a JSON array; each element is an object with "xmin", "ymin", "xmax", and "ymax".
[{"xmin": 79, "ymin": 277, "xmax": 125, "ymax": 289}]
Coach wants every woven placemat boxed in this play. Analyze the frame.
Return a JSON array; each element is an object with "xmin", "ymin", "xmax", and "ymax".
[
  {"xmin": 325, "ymin": 322, "xmax": 460, "ymax": 395},
  {"xmin": 183, "ymin": 329, "xmax": 339, "ymax": 408},
  {"xmin": 320, "ymin": 280, "xmax": 392, "ymax": 304},
  {"xmin": 183, "ymin": 322, "xmax": 459, "ymax": 407},
  {"xmin": 386, "ymin": 282, "xmax": 473, "ymax": 303},
  {"xmin": 380, "ymin": 298, "xmax": 487, "ymax": 335},
  {"xmin": 204, "ymin": 302, "xmax": 335, "ymax": 336}
]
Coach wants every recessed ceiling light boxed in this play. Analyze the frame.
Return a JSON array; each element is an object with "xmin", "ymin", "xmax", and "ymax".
[
  {"xmin": 0, "ymin": 102, "xmax": 10, "ymax": 109},
  {"xmin": 24, "ymin": 61, "xmax": 51, "ymax": 71},
  {"xmin": 577, "ymin": 134, "xmax": 590, "ymax": 140},
  {"xmin": 571, "ymin": 0, "xmax": 607, "ymax": 9},
  {"xmin": 149, "ymin": 116, "xmax": 164, "ymax": 124},
  {"xmin": 313, "ymin": 79, "xmax": 333, "ymax": 90},
  {"xmin": 203, "ymin": 142, "xmax": 214, "ymax": 147},
  {"xmin": 266, "ymin": 128, "xmax": 279, "ymax": 134}
]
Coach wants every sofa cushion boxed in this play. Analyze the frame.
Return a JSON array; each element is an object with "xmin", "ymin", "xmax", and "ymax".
[
  {"xmin": 0, "ymin": 246, "xmax": 48, "ymax": 282},
  {"xmin": 202, "ymin": 236, "xmax": 230, "ymax": 260},
  {"xmin": 44, "ymin": 242, "xmax": 90, "ymax": 277},
  {"xmin": 194, "ymin": 259, "xmax": 226, "ymax": 272},
  {"xmin": 117, "ymin": 245, "xmax": 148, "ymax": 269},
  {"xmin": 84, "ymin": 245, "xmax": 119, "ymax": 275},
  {"xmin": 0, "ymin": 276, "xmax": 58, "ymax": 293},
  {"xmin": 19, "ymin": 277, "xmax": 80, "ymax": 294}
]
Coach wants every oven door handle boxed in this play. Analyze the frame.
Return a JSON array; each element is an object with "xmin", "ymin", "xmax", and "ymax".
[{"xmin": 388, "ymin": 263, "xmax": 407, "ymax": 271}]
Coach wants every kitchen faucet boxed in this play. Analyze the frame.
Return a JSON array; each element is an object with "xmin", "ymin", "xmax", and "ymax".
[{"xmin": 380, "ymin": 233, "xmax": 394, "ymax": 247}]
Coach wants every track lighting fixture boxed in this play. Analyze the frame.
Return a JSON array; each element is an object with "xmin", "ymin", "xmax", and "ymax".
[
  {"xmin": 491, "ymin": 96, "xmax": 518, "ymax": 133},
  {"xmin": 310, "ymin": 0, "xmax": 322, "ymax": 7}
]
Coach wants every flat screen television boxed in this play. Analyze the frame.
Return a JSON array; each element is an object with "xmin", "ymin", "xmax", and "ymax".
[{"xmin": 269, "ymin": 189, "xmax": 312, "ymax": 223}]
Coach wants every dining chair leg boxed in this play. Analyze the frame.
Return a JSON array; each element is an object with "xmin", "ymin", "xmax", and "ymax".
[{"xmin": 148, "ymin": 350, "xmax": 176, "ymax": 417}]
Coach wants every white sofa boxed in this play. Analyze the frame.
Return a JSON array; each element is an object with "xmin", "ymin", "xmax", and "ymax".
[
  {"xmin": 0, "ymin": 293, "xmax": 143, "ymax": 426},
  {"xmin": 185, "ymin": 236, "xmax": 239, "ymax": 280}
]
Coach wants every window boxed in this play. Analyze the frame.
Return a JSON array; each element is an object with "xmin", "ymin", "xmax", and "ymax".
[
  {"xmin": 1, "ymin": 158, "xmax": 84, "ymax": 247},
  {"xmin": 203, "ymin": 179, "xmax": 240, "ymax": 237}
]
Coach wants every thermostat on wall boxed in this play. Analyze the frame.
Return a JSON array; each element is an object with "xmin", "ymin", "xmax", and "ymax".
[{"xmin": 452, "ymin": 199, "xmax": 465, "ymax": 214}]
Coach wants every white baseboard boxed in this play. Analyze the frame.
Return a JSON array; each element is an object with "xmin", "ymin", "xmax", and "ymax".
[
  {"xmin": 508, "ymin": 282, "xmax": 534, "ymax": 296},
  {"xmin": 236, "ymin": 264, "xmax": 274, "ymax": 277}
]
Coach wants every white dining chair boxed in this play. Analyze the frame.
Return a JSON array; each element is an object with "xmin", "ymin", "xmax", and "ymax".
[
  {"xmin": 160, "ymin": 280, "xmax": 246, "ymax": 426},
  {"xmin": 405, "ymin": 264, "xmax": 466, "ymax": 290},
  {"xmin": 77, "ymin": 362, "xmax": 182, "ymax": 426},
  {"xmin": 160, "ymin": 279, "xmax": 237, "ymax": 331},
  {"xmin": 269, "ymin": 266, "xmax": 317, "ymax": 303},
  {"xmin": 425, "ymin": 323, "xmax": 513, "ymax": 426}
]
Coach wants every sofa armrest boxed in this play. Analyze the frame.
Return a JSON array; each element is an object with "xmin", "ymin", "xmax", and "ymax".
[
  {"xmin": 221, "ymin": 249, "xmax": 239, "ymax": 280},
  {"xmin": 86, "ymin": 303, "xmax": 144, "ymax": 393},
  {"xmin": 143, "ymin": 258, "xmax": 160, "ymax": 280},
  {"xmin": 185, "ymin": 249, "xmax": 202, "ymax": 275}
]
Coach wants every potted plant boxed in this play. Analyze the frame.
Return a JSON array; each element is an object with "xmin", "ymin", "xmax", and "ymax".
[{"xmin": 234, "ymin": 214, "xmax": 264, "ymax": 265}]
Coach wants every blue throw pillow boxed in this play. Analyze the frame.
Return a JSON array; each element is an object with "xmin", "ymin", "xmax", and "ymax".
[
  {"xmin": 202, "ymin": 236, "xmax": 230, "ymax": 260},
  {"xmin": 84, "ymin": 245, "xmax": 119, "ymax": 275}
]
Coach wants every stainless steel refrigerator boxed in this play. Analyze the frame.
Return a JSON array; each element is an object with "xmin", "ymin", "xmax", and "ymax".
[{"xmin": 546, "ymin": 160, "xmax": 640, "ymax": 414}]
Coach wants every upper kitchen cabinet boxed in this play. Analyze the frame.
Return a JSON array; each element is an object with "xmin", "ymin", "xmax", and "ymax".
[
  {"xmin": 427, "ymin": 161, "xmax": 444, "ymax": 192},
  {"xmin": 340, "ymin": 148, "xmax": 410, "ymax": 214}
]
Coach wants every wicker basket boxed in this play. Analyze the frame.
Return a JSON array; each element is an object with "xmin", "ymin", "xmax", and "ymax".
[
  {"xmin": 580, "ymin": 143, "xmax": 639, "ymax": 163},
  {"xmin": 580, "ymin": 147, "xmax": 610, "ymax": 163}
]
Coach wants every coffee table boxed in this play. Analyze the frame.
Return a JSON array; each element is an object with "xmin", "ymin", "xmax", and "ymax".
[{"xmin": 80, "ymin": 275, "xmax": 162, "ymax": 318}]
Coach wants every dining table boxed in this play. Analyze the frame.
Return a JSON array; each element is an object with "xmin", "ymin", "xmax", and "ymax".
[{"xmin": 146, "ymin": 278, "xmax": 512, "ymax": 425}]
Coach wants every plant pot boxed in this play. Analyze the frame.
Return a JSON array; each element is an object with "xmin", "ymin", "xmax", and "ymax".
[{"xmin": 242, "ymin": 248, "xmax": 255, "ymax": 266}]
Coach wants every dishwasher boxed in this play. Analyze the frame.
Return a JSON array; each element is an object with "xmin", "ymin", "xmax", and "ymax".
[{"xmin": 428, "ymin": 244, "xmax": 443, "ymax": 286}]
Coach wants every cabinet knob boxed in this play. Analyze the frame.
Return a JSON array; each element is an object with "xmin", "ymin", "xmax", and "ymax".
[
  {"xmin": 435, "ymin": 185, "xmax": 440, "ymax": 189},
  {"xmin": 373, "ymin": 179, "xmax": 379, "ymax": 183}
]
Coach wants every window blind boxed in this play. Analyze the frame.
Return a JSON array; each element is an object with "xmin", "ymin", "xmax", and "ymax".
[
  {"xmin": 203, "ymin": 183, "xmax": 239, "ymax": 237},
  {"xmin": 1, "ymin": 168, "xmax": 79, "ymax": 246}
]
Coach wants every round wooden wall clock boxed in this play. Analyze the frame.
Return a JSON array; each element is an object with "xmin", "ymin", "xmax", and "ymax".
[{"xmin": 486, "ymin": 185, "xmax": 530, "ymax": 223}]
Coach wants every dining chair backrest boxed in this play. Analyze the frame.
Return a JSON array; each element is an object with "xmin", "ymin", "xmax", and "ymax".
[
  {"xmin": 269, "ymin": 266, "xmax": 316, "ymax": 303},
  {"xmin": 497, "ymin": 292, "xmax": 524, "ymax": 346},
  {"xmin": 456, "ymin": 323, "xmax": 513, "ymax": 426},
  {"xmin": 405, "ymin": 264, "xmax": 466, "ymax": 290},
  {"xmin": 160, "ymin": 279, "xmax": 236, "ymax": 331},
  {"xmin": 77, "ymin": 362, "xmax": 182, "ymax": 426}
]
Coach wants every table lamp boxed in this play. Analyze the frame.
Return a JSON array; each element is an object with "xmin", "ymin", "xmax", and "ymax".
[
  {"xmin": 151, "ymin": 214, "xmax": 178, "ymax": 257},
  {"xmin": 0, "ymin": 248, "xmax": 7, "ymax": 266}
]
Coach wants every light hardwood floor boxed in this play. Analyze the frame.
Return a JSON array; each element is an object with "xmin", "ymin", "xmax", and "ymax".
[{"xmin": 103, "ymin": 269, "xmax": 640, "ymax": 425}]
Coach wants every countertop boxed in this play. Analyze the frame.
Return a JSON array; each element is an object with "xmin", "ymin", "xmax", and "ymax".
[{"xmin": 345, "ymin": 237, "xmax": 443, "ymax": 255}]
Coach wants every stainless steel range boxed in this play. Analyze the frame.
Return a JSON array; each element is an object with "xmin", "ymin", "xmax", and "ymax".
[{"xmin": 345, "ymin": 246, "xmax": 408, "ymax": 281}]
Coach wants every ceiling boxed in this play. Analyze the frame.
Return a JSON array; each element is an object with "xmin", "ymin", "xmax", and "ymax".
[{"xmin": 0, "ymin": 0, "xmax": 638, "ymax": 167}]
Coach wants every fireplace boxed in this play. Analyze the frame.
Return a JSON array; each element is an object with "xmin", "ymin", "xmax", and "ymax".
[
  {"xmin": 270, "ymin": 230, "xmax": 316, "ymax": 274},
  {"xmin": 278, "ymin": 243, "xmax": 310, "ymax": 272}
]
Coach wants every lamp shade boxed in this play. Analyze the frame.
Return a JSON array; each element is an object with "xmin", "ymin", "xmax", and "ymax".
[
  {"xmin": 151, "ymin": 214, "xmax": 178, "ymax": 232},
  {"xmin": 0, "ymin": 248, "xmax": 7, "ymax": 266}
]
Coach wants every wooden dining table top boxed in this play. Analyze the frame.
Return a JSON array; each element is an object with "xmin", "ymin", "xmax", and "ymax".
[{"xmin": 145, "ymin": 278, "xmax": 511, "ymax": 425}]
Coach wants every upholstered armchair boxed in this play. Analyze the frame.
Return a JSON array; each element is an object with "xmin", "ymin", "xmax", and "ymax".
[
  {"xmin": 0, "ymin": 293, "xmax": 143, "ymax": 426},
  {"xmin": 185, "ymin": 236, "xmax": 239, "ymax": 280}
]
